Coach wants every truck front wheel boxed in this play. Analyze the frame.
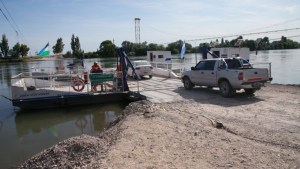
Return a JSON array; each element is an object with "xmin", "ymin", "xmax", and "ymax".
[
  {"xmin": 183, "ymin": 77, "xmax": 194, "ymax": 90},
  {"xmin": 219, "ymin": 80, "xmax": 234, "ymax": 97}
]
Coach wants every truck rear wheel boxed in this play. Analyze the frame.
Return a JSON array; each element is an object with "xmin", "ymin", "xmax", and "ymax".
[
  {"xmin": 183, "ymin": 77, "xmax": 194, "ymax": 90},
  {"xmin": 219, "ymin": 80, "xmax": 234, "ymax": 97}
]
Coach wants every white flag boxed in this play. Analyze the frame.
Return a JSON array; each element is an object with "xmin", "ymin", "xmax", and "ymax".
[{"xmin": 180, "ymin": 41, "xmax": 186, "ymax": 59}]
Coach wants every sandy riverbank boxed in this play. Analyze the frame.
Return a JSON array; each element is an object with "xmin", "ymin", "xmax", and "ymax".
[{"xmin": 17, "ymin": 84, "xmax": 300, "ymax": 168}]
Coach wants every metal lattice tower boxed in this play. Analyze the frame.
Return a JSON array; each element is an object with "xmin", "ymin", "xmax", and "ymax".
[{"xmin": 135, "ymin": 18, "xmax": 141, "ymax": 44}]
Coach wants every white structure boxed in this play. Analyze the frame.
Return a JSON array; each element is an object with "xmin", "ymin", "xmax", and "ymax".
[
  {"xmin": 146, "ymin": 51, "xmax": 180, "ymax": 79},
  {"xmin": 135, "ymin": 18, "xmax": 141, "ymax": 44},
  {"xmin": 146, "ymin": 51, "xmax": 172, "ymax": 62},
  {"xmin": 210, "ymin": 47, "xmax": 250, "ymax": 61}
]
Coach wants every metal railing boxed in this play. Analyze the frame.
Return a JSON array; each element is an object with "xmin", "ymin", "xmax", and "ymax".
[
  {"xmin": 149, "ymin": 61, "xmax": 186, "ymax": 75},
  {"xmin": 11, "ymin": 69, "xmax": 141, "ymax": 100}
]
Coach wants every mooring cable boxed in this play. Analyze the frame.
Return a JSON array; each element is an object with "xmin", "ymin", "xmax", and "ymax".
[{"xmin": 1, "ymin": 95, "xmax": 12, "ymax": 101}]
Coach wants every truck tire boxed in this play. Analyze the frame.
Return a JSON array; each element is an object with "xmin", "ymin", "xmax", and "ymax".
[
  {"xmin": 244, "ymin": 89, "xmax": 255, "ymax": 95},
  {"xmin": 219, "ymin": 80, "xmax": 234, "ymax": 97},
  {"xmin": 183, "ymin": 77, "xmax": 194, "ymax": 90}
]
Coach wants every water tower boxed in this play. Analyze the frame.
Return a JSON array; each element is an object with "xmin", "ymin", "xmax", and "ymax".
[{"xmin": 135, "ymin": 18, "xmax": 141, "ymax": 44}]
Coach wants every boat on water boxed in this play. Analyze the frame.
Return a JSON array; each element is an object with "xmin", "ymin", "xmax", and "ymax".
[{"xmin": 9, "ymin": 48, "xmax": 146, "ymax": 110}]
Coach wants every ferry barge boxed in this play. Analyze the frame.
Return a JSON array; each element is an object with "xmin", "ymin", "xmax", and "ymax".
[{"xmin": 10, "ymin": 48, "xmax": 145, "ymax": 110}]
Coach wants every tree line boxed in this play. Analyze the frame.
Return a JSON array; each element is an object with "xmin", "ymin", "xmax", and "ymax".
[
  {"xmin": 206, "ymin": 36, "xmax": 300, "ymax": 51},
  {"xmin": 0, "ymin": 34, "xmax": 30, "ymax": 58},
  {"xmin": 1, "ymin": 33, "xmax": 300, "ymax": 60}
]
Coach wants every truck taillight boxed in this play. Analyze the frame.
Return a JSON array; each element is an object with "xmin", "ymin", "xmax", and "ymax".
[
  {"xmin": 238, "ymin": 72, "xmax": 243, "ymax": 80},
  {"xmin": 135, "ymin": 67, "xmax": 140, "ymax": 70}
]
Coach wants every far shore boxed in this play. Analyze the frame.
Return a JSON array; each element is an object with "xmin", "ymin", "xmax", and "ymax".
[{"xmin": 0, "ymin": 54, "xmax": 69, "ymax": 63}]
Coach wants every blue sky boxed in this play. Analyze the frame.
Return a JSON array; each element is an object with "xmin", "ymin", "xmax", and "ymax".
[{"xmin": 1, "ymin": 0, "xmax": 300, "ymax": 55}]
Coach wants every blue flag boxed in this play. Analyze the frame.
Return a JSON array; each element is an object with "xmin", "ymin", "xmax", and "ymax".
[
  {"xmin": 180, "ymin": 41, "xmax": 186, "ymax": 59},
  {"xmin": 37, "ymin": 42, "xmax": 50, "ymax": 57}
]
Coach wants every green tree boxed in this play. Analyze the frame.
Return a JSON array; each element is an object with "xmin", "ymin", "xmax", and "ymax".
[
  {"xmin": 121, "ymin": 41, "xmax": 134, "ymax": 55},
  {"xmin": 20, "ymin": 44, "xmax": 30, "ymax": 57},
  {"xmin": 11, "ymin": 42, "xmax": 21, "ymax": 58},
  {"xmin": 257, "ymin": 37, "xmax": 270, "ymax": 50},
  {"xmin": 270, "ymin": 41, "xmax": 283, "ymax": 49},
  {"xmin": 84, "ymin": 51, "xmax": 100, "ymax": 58},
  {"xmin": 230, "ymin": 36, "xmax": 243, "ymax": 46},
  {"xmin": 1, "ymin": 34, "xmax": 9, "ymax": 57},
  {"xmin": 166, "ymin": 40, "xmax": 192, "ymax": 54},
  {"xmin": 244, "ymin": 39, "xmax": 256, "ymax": 51},
  {"xmin": 166, "ymin": 40, "xmax": 182, "ymax": 54},
  {"xmin": 199, "ymin": 43, "xmax": 210, "ymax": 48},
  {"xmin": 280, "ymin": 36, "xmax": 299, "ymax": 49},
  {"xmin": 53, "ymin": 37, "xmax": 64, "ymax": 54},
  {"xmin": 221, "ymin": 38, "xmax": 224, "ymax": 47},
  {"xmin": 63, "ymin": 51, "xmax": 72, "ymax": 58},
  {"xmin": 281, "ymin": 36, "xmax": 287, "ymax": 42},
  {"xmin": 270, "ymin": 36, "xmax": 300, "ymax": 50},
  {"xmin": 75, "ymin": 37, "xmax": 83, "ymax": 58},
  {"xmin": 99, "ymin": 40, "xmax": 116, "ymax": 57},
  {"xmin": 147, "ymin": 43, "xmax": 165, "ymax": 51},
  {"xmin": 224, "ymin": 40, "xmax": 230, "ymax": 47},
  {"xmin": 196, "ymin": 36, "xmax": 299, "ymax": 51},
  {"xmin": 70, "ymin": 34, "xmax": 83, "ymax": 58},
  {"xmin": 132, "ymin": 41, "xmax": 148, "ymax": 56},
  {"xmin": 185, "ymin": 42, "xmax": 192, "ymax": 53},
  {"xmin": 71, "ymin": 34, "xmax": 75, "ymax": 55}
]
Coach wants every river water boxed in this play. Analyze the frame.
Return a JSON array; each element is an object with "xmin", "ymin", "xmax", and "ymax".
[
  {"xmin": 0, "ymin": 49, "xmax": 299, "ymax": 168},
  {"xmin": 250, "ymin": 49, "xmax": 300, "ymax": 84}
]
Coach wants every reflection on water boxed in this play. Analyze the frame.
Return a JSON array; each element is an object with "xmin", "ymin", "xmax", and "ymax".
[
  {"xmin": 15, "ymin": 104, "xmax": 122, "ymax": 138},
  {"xmin": 0, "ymin": 103, "xmax": 127, "ymax": 168}
]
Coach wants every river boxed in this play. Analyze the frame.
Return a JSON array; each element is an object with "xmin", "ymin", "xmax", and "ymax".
[
  {"xmin": 0, "ymin": 49, "xmax": 299, "ymax": 168},
  {"xmin": 250, "ymin": 49, "xmax": 300, "ymax": 84}
]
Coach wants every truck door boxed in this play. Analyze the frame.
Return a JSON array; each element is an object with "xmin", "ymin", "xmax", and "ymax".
[
  {"xmin": 190, "ymin": 61, "xmax": 205, "ymax": 85},
  {"xmin": 192, "ymin": 60, "xmax": 216, "ymax": 86},
  {"xmin": 203, "ymin": 60, "xmax": 217, "ymax": 85}
]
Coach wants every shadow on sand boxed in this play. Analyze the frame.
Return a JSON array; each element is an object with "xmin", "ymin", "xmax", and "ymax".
[{"xmin": 174, "ymin": 86, "xmax": 264, "ymax": 107}]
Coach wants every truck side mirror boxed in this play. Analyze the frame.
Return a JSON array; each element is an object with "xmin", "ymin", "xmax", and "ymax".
[{"xmin": 191, "ymin": 67, "xmax": 195, "ymax": 70}]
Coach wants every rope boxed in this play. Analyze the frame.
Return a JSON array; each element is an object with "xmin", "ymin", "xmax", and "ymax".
[{"xmin": 1, "ymin": 95, "xmax": 12, "ymax": 101}]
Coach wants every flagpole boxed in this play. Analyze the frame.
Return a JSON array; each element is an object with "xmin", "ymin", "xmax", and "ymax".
[
  {"xmin": 180, "ymin": 40, "xmax": 186, "ymax": 73},
  {"xmin": 195, "ymin": 42, "xmax": 197, "ymax": 64}
]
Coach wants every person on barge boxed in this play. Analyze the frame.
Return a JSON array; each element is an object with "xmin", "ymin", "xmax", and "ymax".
[{"xmin": 90, "ymin": 62, "xmax": 103, "ymax": 91}]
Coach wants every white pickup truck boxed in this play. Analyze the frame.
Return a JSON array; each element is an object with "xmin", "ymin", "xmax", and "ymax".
[{"xmin": 181, "ymin": 58, "xmax": 272, "ymax": 97}]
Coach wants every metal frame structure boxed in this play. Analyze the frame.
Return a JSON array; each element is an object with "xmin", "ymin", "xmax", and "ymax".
[{"xmin": 134, "ymin": 18, "xmax": 141, "ymax": 44}]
